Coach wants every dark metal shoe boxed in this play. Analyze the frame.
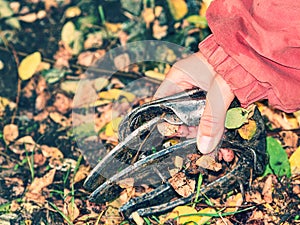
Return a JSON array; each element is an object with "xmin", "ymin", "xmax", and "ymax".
[{"xmin": 83, "ymin": 88, "xmax": 267, "ymax": 218}]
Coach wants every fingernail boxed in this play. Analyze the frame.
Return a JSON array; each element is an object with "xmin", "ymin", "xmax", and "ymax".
[{"xmin": 197, "ymin": 136, "xmax": 217, "ymax": 154}]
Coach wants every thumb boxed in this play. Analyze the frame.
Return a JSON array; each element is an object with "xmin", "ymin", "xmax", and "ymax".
[{"xmin": 197, "ymin": 74, "xmax": 235, "ymax": 154}]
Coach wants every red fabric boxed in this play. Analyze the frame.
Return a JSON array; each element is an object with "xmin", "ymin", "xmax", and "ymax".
[{"xmin": 198, "ymin": 0, "xmax": 300, "ymax": 112}]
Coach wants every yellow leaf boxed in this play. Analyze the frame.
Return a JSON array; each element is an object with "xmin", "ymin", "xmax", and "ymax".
[
  {"xmin": 167, "ymin": 0, "xmax": 188, "ymax": 20},
  {"xmin": 163, "ymin": 206, "xmax": 215, "ymax": 225},
  {"xmin": 289, "ymin": 146, "xmax": 300, "ymax": 175},
  {"xmin": 144, "ymin": 70, "xmax": 165, "ymax": 81},
  {"xmin": 65, "ymin": 6, "xmax": 81, "ymax": 18},
  {"xmin": 18, "ymin": 52, "xmax": 42, "ymax": 80},
  {"xmin": 225, "ymin": 193, "xmax": 243, "ymax": 213},
  {"xmin": 61, "ymin": 21, "xmax": 76, "ymax": 45},
  {"xmin": 98, "ymin": 89, "xmax": 135, "ymax": 102},
  {"xmin": 105, "ymin": 117, "xmax": 123, "ymax": 138},
  {"xmin": 105, "ymin": 22, "xmax": 122, "ymax": 33},
  {"xmin": 238, "ymin": 120, "xmax": 257, "ymax": 140}
]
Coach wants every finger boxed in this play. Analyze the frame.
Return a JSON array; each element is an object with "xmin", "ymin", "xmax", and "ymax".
[
  {"xmin": 153, "ymin": 52, "xmax": 215, "ymax": 99},
  {"xmin": 197, "ymin": 74, "xmax": 235, "ymax": 154}
]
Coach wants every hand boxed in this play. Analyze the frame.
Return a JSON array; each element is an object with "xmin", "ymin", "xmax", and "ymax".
[{"xmin": 154, "ymin": 52, "xmax": 235, "ymax": 155}]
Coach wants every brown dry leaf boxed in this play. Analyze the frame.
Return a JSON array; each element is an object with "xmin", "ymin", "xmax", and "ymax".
[
  {"xmin": 258, "ymin": 104, "xmax": 293, "ymax": 129},
  {"xmin": 142, "ymin": 8, "xmax": 155, "ymax": 28},
  {"xmin": 74, "ymin": 165, "xmax": 90, "ymax": 184},
  {"xmin": 24, "ymin": 192, "xmax": 46, "ymax": 204},
  {"xmin": 67, "ymin": 203, "xmax": 80, "ymax": 222},
  {"xmin": 225, "ymin": 193, "xmax": 243, "ymax": 213},
  {"xmin": 35, "ymin": 76, "xmax": 48, "ymax": 95},
  {"xmin": 41, "ymin": 145, "xmax": 64, "ymax": 159},
  {"xmin": 168, "ymin": 172, "xmax": 195, "ymax": 197},
  {"xmin": 152, "ymin": 20, "xmax": 168, "ymax": 40},
  {"xmin": 157, "ymin": 122, "xmax": 179, "ymax": 136},
  {"xmin": 5, "ymin": 177, "xmax": 24, "ymax": 197},
  {"xmin": 49, "ymin": 112, "xmax": 71, "ymax": 127},
  {"xmin": 103, "ymin": 205, "xmax": 122, "ymax": 224},
  {"xmin": 3, "ymin": 124, "xmax": 19, "ymax": 144},
  {"xmin": 245, "ymin": 191, "xmax": 263, "ymax": 204},
  {"xmin": 280, "ymin": 131, "xmax": 298, "ymax": 148},
  {"xmin": 113, "ymin": 53, "xmax": 130, "ymax": 72},
  {"xmin": 215, "ymin": 218, "xmax": 234, "ymax": 225},
  {"xmin": 28, "ymin": 169, "xmax": 56, "ymax": 194},
  {"xmin": 33, "ymin": 151, "xmax": 47, "ymax": 167},
  {"xmin": 196, "ymin": 155, "xmax": 222, "ymax": 172},
  {"xmin": 10, "ymin": 200, "xmax": 21, "ymax": 212},
  {"xmin": 262, "ymin": 175, "xmax": 273, "ymax": 203},
  {"xmin": 131, "ymin": 212, "xmax": 144, "ymax": 225},
  {"xmin": 247, "ymin": 210, "xmax": 264, "ymax": 223},
  {"xmin": 53, "ymin": 93, "xmax": 72, "ymax": 114},
  {"xmin": 10, "ymin": 136, "xmax": 38, "ymax": 154},
  {"xmin": 238, "ymin": 119, "xmax": 257, "ymax": 140},
  {"xmin": 45, "ymin": 0, "xmax": 58, "ymax": 11},
  {"xmin": 35, "ymin": 92, "xmax": 50, "ymax": 111},
  {"xmin": 53, "ymin": 41, "xmax": 73, "ymax": 69}
]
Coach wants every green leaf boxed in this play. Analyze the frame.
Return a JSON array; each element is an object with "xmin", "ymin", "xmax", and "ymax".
[
  {"xmin": 186, "ymin": 15, "xmax": 208, "ymax": 28},
  {"xmin": 0, "ymin": 0, "xmax": 20, "ymax": 29},
  {"xmin": 225, "ymin": 107, "xmax": 249, "ymax": 129},
  {"xmin": 42, "ymin": 68, "xmax": 66, "ymax": 84},
  {"xmin": 263, "ymin": 137, "xmax": 291, "ymax": 178}
]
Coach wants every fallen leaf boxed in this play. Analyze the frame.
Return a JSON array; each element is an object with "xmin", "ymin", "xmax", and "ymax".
[
  {"xmin": 238, "ymin": 119, "xmax": 257, "ymax": 140},
  {"xmin": 262, "ymin": 175, "xmax": 273, "ymax": 203},
  {"xmin": 3, "ymin": 124, "xmax": 19, "ymax": 144},
  {"xmin": 28, "ymin": 169, "xmax": 56, "ymax": 194},
  {"xmin": 74, "ymin": 165, "xmax": 90, "ymax": 184},
  {"xmin": 263, "ymin": 137, "xmax": 291, "ymax": 178},
  {"xmin": 131, "ymin": 212, "xmax": 144, "ymax": 225},
  {"xmin": 98, "ymin": 89, "xmax": 135, "ymax": 102},
  {"xmin": 53, "ymin": 93, "xmax": 72, "ymax": 114},
  {"xmin": 9, "ymin": 136, "xmax": 37, "ymax": 154},
  {"xmin": 40, "ymin": 145, "xmax": 64, "ymax": 159},
  {"xmin": 144, "ymin": 70, "xmax": 165, "ymax": 81},
  {"xmin": 18, "ymin": 52, "xmax": 42, "ymax": 80},
  {"xmin": 186, "ymin": 15, "xmax": 207, "ymax": 28},
  {"xmin": 280, "ymin": 131, "xmax": 298, "ymax": 148},
  {"xmin": 289, "ymin": 146, "xmax": 300, "ymax": 175},
  {"xmin": 67, "ymin": 203, "xmax": 80, "ymax": 222},
  {"xmin": 167, "ymin": 0, "xmax": 188, "ymax": 20},
  {"xmin": 245, "ymin": 191, "xmax": 263, "ymax": 204},
  {"xmin": 196, "ymin": 155, "xmax": 222, "ymax": 172},
  {"xmin": 163, "ymin": 206, "xmax": 215, "ymax": 225},
  {"xmin": 225, "ymin": 107, "xmax": 250, "ymax": 129},
  {"xmin": 49, "ymin": 112, "xmax": 71, "ymax": 127},
  {"xmin": 142, "ymin": 8, "xmax": 155, "ymax": 28},
  {"xmin": 0, "ymin": 97, "xmax": 16, "ymax": 116},
  {"xmin": 225, "ymin": 193, "xmax": 243, "ymax": 213},
  {"xmin": 157, "ymin": 122, "xmax": 179, "ymax": 136},
  {"xmin": 152, "ymin": 20, "xmax": 168, "ymax": 39},
  {"xmin": 168, "ymin": 172, "xmax": 195, "ymax": 197},
  {"xmin": 104, "ymin": 117, "xmax": 123, "ymax": 138},
  {"xmin": 114, "ymin": 53, "xmax": 130, "ymax": 72},
  {"xmin": 65, "ymin": 6, "xmax": 81, "ymax": 18}
]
